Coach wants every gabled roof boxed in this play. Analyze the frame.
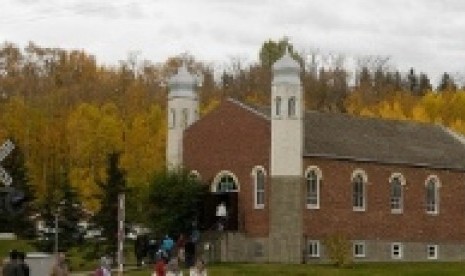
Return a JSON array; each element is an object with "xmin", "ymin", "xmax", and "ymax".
[{"xmin": 227, "ymin": 98, "xmax": 465, "ymax": 170}]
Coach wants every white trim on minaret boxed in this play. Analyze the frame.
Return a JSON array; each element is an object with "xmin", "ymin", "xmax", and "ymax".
[
  {"xmin": 271, "ymin": 51, "xmax": 303, "ymax": 176},
  {"xmin": 166, "ymin": 63, "xmax": 199, "ymax": 169}
]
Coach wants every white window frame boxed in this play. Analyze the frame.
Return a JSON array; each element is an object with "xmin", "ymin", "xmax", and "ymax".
[
  {"xmin": 288, "ymin": 96, "xmax": 296, "ymax": 117},
  {"xmin": 425, "ymin": 175, "xmax": 440, "ymax": 215},
  {"xmin": 305, "ymin": 166, "xmax": 322, "ymax": 209},
  {"xmin": 169, "ymin": 108, "xmax": 176, "ymax": 128},
  {"xmin": 211, "ymin": 170, "xmax": 240, "ymax": 193},
  {"xmin": 189, "ymin": 170, "xmax": 201, "ymax": 181},
  {"xmin": 252, "ymin": 166, "xmax": 266, "ymax": 209},
  {"xmin": 181, "ymin": 108, "xmax": 189, "ymax": 128},
  {"xmin": 275, "ymin": 96, "xmax": 281, "ymax": 117},
  {"xmin": 390, "ymin": 173, "xmax": 406, "ymax": 214},
  {"xmin": 352, "ymin": 169, "xmax": 367, "ymax": 212},
  {"xmin": 308, "ymin": 240, "xmax": 320, "ymax": 258},
  {"xmin": 427, "ymin": 244, "xmax": 438, "ymax": 260},
  {"xmin": 391, "ymin": 242, "xmax": 403, "ymax": 260},
  {"xmin": 353, "ymin": 241, "xmax": 366, "ymax": 258}
]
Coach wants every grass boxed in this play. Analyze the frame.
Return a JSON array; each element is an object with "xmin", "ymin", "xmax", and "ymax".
[
  {"xmin": 0, "ymin": 238, "xmax": 136, "ymax": 272},
  {"xmin": 123, "ymin": 262, "xmax": 465, "ymax": 276},
  {"xmin": 4, "ymin": 240, "xmax": 465, "ymax": 275}
]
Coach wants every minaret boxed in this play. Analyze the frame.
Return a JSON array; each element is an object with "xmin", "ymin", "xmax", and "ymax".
[
  {"xmin": 166, "ymin": 64, "xmax": 199, "ymax": 169},
  {"xmin": 271, "ymin": 49, "xmax": 303, "ymax": 176},
  {"xmin": 269, "ymin": 49, "xmax": 304, "ymax": 264}
]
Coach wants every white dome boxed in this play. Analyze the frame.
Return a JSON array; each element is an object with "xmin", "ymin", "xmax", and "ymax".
[
  {"xmin": 272, "ymin": 52, "xmax": 301, "ymax": 84},
  {"xmin": 168, "ymin": 65, "xmax": 197, "ymax": 98}
]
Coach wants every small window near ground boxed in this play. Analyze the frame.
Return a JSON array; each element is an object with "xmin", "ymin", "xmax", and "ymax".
[
  {"xmin": 308, "ymin": 240, "xmax": 320, "ymax": 258},
  {"xmin": 353, "ymin": 241, "xmax": 366, "ymax": 258},
  {"xmin": 391, "ymin": 242, "xmax": 403, "ymax": 259},
  {"xmin": 427, "ymin": 245, "xmax": 438, "ymax": 260}
]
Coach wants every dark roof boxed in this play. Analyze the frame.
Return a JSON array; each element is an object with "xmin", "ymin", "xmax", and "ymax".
[{"xmin": 227, "ymin": 98, "xmax": 465, "ymax": 170}]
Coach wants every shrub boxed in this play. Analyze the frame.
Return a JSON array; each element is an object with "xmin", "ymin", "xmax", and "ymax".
[{"xmin": 323, "ymin": 233, "xmax": 352, "ymax": 267}]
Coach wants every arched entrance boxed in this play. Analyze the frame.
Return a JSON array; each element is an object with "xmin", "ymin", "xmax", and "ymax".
[{"xmin": 201, "ymin": 171, "xmax": 239, "ymax": 231}]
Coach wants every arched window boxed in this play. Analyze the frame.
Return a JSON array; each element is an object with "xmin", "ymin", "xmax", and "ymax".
[
  {"xmin": 275, "ymin": 96, "xmax": 281, "ymax": 116},
  {"xmin": 426, "ymin": 175, "xmax": 440, "ymax": 214},
  {"xmin": 181, "ymin": 108, "xmax": 189, "ymax": 128},
  {"xmin": 390, "ymin": 173, "xmax": 405, "ymax": 213},
  {"xmin": 288, "ymin": 96, "xmax": 296, "ymax": 117},
  {"xmin": 305, "ymin": 166, "xmax": 322, "ymax": 209},
  {"xmin": 212, "ymin": 171, "xmax": 239, "ymax": 192},
  {"xmin": 352, "ymin": 169, "xmax": 367, "ymax": 211},
  {"xmin": 189, "ymin": 170, "xmax": 201, "ymax": 181},
  {"xmin": 252, "ymin": 166, "xmax": 266, "ymax": 209},
  {"xmin": 169, "ymin": 108, "xmax": 176, "ymax": 128}
]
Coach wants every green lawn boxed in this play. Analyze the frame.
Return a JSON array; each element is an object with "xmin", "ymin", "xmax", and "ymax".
[{"xmin": 123, "ymin": 262, "xmax": 465, "ymax": 276}]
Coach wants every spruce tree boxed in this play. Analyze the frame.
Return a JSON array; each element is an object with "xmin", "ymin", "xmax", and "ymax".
[
  {"xmin": 0, "ymin": 138, "xmax": 35, "ymax": 237},
  {"xmin": 93, "ymin": 152, "xmax": 126, "ymax": 258},
  {"xmin": 56, "ymin": 166, "xmax": 85, "ymax": 250}
]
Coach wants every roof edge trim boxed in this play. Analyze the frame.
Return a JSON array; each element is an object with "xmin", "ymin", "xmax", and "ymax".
[
  {"xmin": 303, "ymin": 153, "xmax": 465, "ymax": 172},
  {"xmin": 226, "ymin": 98, "xmax": 270, "ymax": 121}
]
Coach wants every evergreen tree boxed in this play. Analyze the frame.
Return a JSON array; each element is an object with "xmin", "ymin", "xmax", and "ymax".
[
  {"xmin": 407, "ymin": 68, "xmax": 419, "ymax": 95},
  {"xmin": 438, "ymin": 72, "xmax": 457, "ymax": 92},
  {"xmin": 418, "ymin": 73, "xmax": 432, "ymax": 96},
  {"xmin": 56, "ymin": 166, "xmax": 85, "ymax": 250},
  {"xmin": 148, "ymin": 168, "xmax": 206, "ymax": 237},
  {"xmin": 0, "ymin": 138, "xmax": 35, "ymax": 237},
  {"xmin": 93, "ymin": 152, "xmax": 126, "ymax": 258}
]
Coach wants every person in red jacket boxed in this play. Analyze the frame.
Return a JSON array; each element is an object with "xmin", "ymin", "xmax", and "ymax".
[{"xmin": 154, "ymin": 256, "xmax": 166, "ymax": 276}]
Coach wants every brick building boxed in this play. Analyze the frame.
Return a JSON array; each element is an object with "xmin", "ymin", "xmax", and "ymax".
[{"xmin": 166, "ymin": 55, "xmax": 465, "ymax": 263}]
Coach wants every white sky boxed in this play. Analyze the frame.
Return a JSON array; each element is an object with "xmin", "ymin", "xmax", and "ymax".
[{"xmin": 1, "ymin": 0, "xmax": 465, "ymax": 85}]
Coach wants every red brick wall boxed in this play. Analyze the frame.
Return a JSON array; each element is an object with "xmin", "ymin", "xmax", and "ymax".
[
  {"xmin": 303, "ymin": 157, "xmax": 465, "ymax": 242},
  {"xmin": 183, "ymin": 100, "xmax": 270, "ymax": 237}
]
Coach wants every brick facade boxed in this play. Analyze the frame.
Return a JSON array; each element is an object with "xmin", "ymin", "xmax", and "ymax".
[
  {"xmin": 302, "ymin": 157, "xmax": 465, "ymax": 242},
  {"xmin": 183, "ymin": 100, "xmax": 270, "ymax": 237},
  {"xmin": 183, "ymin": 99, "xmax": 465, "ymax": 262}
]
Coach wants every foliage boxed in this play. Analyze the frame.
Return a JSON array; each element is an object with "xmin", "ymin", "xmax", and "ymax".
[
  {"xmin": 147, "ymin": 168, "xmax": 207, "ymax": 237},
  {"xmin": 92, "ymin": 152, "xmax": 126, "ymax": 257},
  {"xmin": 0, "ymin": 138, "xmax": 36, "ymax": 237},
  {"xmin": 323, "ymin": 233, "xmax": 352, "ymax": 268}
]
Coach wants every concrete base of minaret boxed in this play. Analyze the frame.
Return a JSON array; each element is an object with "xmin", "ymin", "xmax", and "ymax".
[{"xmin": 268, "ymin": 175, "xmax": 303, "ymax": 263}]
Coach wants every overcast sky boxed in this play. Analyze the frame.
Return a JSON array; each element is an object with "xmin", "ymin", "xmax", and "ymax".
[{"xmin": 1, "ymin": 0, "xmax": 465, "ymax": 85}]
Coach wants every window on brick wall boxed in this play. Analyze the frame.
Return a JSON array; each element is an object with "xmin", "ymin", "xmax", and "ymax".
[
  {"xmin": 305, "ymin": 166, "xmax": 322, "ymax": 209},
  {"xmin": 426, "ymin": 175, "xmax": 440, "ymax": 215},
  {"xmin": 427, "ymin": 245, "xmax": 438, "ymax": 260},
  {"xmin": 212, "ymin": 171, "xmax": 240, "ymax": 193},
  {"xmin": 252, "ymin": 166, "xmax": 266, "ymax": 209},
  {"xmin": 391, "ymin": 242, "xmax": 403, "ymax": 259},
  {"xmin": 352, "ymin": 170, "xmax": 367, "ymax": 211},
  {"xmin": 353, "ymin": 241, "xmax": 366, "ymax": 258},
  {"xmin": 308, "ymin": 240, "xmax": 320, "ymax": 258},
  {"xmin": 390, "ymin": 173, "xmax": 405, "ymax": 214}
]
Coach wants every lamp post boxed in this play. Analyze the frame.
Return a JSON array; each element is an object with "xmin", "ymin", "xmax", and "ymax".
[{"xmin": 53, "ymin": 200, "xmax": 65, "ymax": 255}]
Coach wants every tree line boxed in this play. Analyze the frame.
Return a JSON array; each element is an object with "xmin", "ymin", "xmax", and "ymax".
[{"xmin": 1, "ymin": 38, "xmax": 465, "ymax": 225}]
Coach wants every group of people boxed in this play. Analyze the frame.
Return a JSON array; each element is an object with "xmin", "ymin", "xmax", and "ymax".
[
  {"xmin": 154, "ymin": 256, "xmax": 206, "ymax": 276},
  {"xmin": 133, "ymin": 233, "xmax": 206, "ymax": 276},
  {"xmin": 1, "ymin": 249, "xmax": 30, "ymax": 276}
]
